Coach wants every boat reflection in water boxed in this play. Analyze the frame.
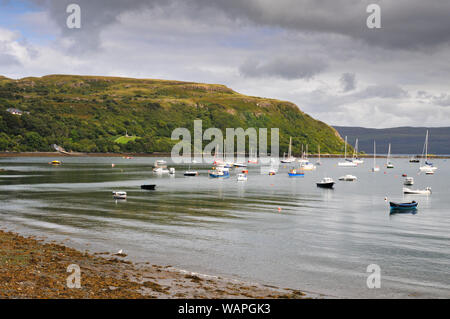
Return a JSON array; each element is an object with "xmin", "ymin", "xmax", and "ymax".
[{"xmin": 390, "ymin": 207, "xmax": 418, "ymax": 216}]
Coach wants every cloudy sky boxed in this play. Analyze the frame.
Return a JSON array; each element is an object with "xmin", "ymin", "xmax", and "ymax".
[{"xmin": 1, "ymin": 0, "xmax": 450, "ymax": 128}]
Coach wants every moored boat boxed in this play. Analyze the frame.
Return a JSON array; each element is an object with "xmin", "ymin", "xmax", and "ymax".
[
  {"xmin": 403, "ymin": 187, "xmax": 431, "ymax": 195},
  {"xmin": 404, "ymin": 177, "xmax": 414, "ymax": 186},
  {"xmin": 141, "ymin": 184, "xmax": 156, "ymax": 190},
  {"xmin": 112, "ymin": 191, "xmax": 127, "ymax": 199},
  {"xmin": 237, "ymin": 173, "xmax": 247, "ymax": 181},
  {"xmin": 288, "ymin": 168, "xmax": 304, "ymax": 177},
  {"xmin": 338, "ymin": 174, "xmax": 357, "ymax": 181},
  {"xmin": 389, "ymin": 201, "xmax": 418, "ymax": 209},
  {"xmin": 316, "ymin": 177, "xmax": 335, "ymax": 188}
]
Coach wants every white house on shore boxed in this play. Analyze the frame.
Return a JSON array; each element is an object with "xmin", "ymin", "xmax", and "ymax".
[{"xmin": 6, "ymin": 108, "xmax": 24, "ymax": 115}]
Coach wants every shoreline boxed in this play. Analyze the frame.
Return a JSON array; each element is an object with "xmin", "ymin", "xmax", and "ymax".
[
  {"xmin": 0, "ymin": 152, "xmax": 449, "ymax": 159},
  {"xmin": 0, "ymin": 229, "xmax": 309, "ymax": 299}
]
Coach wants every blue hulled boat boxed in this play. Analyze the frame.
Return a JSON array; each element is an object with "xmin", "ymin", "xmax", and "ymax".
[
  {"xmin": 288, "ymin": 169, "xmax": 304, "ymax": 177},
  {"xmin": 389, "ymin": 201, "xmax": 418, "ymax": 210}
]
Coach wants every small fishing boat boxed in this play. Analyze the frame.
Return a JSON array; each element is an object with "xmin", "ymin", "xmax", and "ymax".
[
  {"xmin": 317, "ymin": 177, "xmax": 335, "ymax": 188},
  {"xmin": 404, "ymin": 177, "xmax": 414, "ymax": 186},
  {"xmin": 141, "ymin": 184, "xmax": 156, "ymax": 190},
  {"xmin": 50, "ymin": 160, "xmax": 61, "ymax": 165},
  {"xmin": 288, "ymin": 169, "xmax": 304, "ymax": 177},
  {"xmin": 237, "ymin": 173, "xmax": 247, "ymax": 181},
  {"xmin": 403, "ymin": 187, "xmax": 431, "ymax": 195},
  {"xmin": 389, "ymin": 201, "xmax": 418, "ymax": 210},
  {"xmin": 209, "ymin": 169, "xmax": 229, "ymax": 178},
  {"xmin": 112, "ymin": 191, "xmax": 127, "ymax": 199},
  {"xmin": 339, "ymin": 174, "xmax": 357, "ymax": 181}
]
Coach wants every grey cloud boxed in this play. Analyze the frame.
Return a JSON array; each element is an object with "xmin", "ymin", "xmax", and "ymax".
[
  {"xmin": 354, "ymin": 85, "xmax": 409, "ymax": 99},
  {"xmin": 29, "ymin": 0, "xmax": 450, "ymax": 51},
  {"xmin": 340, "ymin": 73, "xmax": 356, "ymax": 92},
  {"xmin": 239, "ymin": 56, "xmax": 327, "ymax": 80}
]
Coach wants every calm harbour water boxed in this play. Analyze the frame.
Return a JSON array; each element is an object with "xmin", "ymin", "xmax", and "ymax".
[{"xmin": 0, "ymin": 156, "xmax": 449, "ymax": 298}]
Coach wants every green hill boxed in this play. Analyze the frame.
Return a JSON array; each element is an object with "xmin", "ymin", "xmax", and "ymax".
[{"xmin": 0, "ymin": 74, "xmax": 346, "ymax": 155}]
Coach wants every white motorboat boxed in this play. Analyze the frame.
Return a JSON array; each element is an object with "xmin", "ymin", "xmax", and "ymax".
[
  {"xmin": 155, "ymin": 160, "xmax": 167, "ymax": 166},
  {"xmin": 403, "ymin": 187, "xmax": 431, "ymax": 195},
  {"xmin": 237, "ymin": 173, "xmax": 247, "ymax": 181},
  {"xmin": 300, "ymin": 162, "xmax": 316, "ymax": 171},
  {"xmin": 419, "ymin": 130, "xmax": 438, "ymax": 173},
  {"xmin": 338, "ymin": 136, "xmax": 357, "ymax": 167},
  {"xmin": 339, "ymin": 174, "xmax": 357, "ymax": 181},
  {"xmin": 112, "ymin": 191, "xmax": 127, "ymax": 200},
  {"xmin": 153, "ymin": 167, "xmax": 169, "ymax": 174},
  {"xmin": 404, "ymin": 177, "xmax": 414, "ymax": 186},
  {"xmin": 316, "ymin": 177, "xmax": 335, "ymax": 188},
  {"xmin": 184, "ymin": 170, "xmax": 198, "ymax": 176},
  {"xmin": 169, "ymin": 167, "xmax": 176, "ymax": 175},
  {"xmin": 372, "ymin": 141, "xmax": 380, "ymax": 172}
]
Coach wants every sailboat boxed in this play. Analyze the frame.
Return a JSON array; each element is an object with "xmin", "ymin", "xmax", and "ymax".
[
  {"xmin": 338, "ymin": 136, "xmax": 357, "ymax": 167},
  {"xmin": 248, "ymin": 147, "xmax": 258, "ymax": 164},
  {"xmin": 352, "ymin": 139, "xmax": 364, "ymax": 164},
  {"xmin": 419, "ymin": 130, "xmax": 437, "ymax": 173},
  {"xmin": 386, "ymin": 143, "xmax": 394, "ymax": 168},
  {"xmin": 281, "ymin": 137, "xmax": 296, "ymax": 163},
  {"xmin": 316, "ymin": 145, "xmax": 321, "ymax": 166},
  {"xmin": 372, "ymin": 141, "xmax": 380, "ymax": 172},
  {"xmin": 300, "ymin": 145, "xmax": 316, "ymax": 170}
]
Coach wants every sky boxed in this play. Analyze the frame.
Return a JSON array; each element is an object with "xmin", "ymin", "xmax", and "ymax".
[{"xmin": 1, "ymin": 0, "xmax": 450, "ymax": 128}]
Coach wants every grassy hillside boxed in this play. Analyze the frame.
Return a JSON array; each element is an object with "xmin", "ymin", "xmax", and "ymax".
[
  {"xmin": 334, "ymin": 126, "xmax": 449, "ymax": 155},
  {"xmin": 0, "ymin": 74, "xmax": 346, "ymax": 155}
]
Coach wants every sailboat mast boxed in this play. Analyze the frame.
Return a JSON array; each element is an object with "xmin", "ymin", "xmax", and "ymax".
[{"xmin": 344, "ymin": 136, "xmax": 347, "ymax": 159}]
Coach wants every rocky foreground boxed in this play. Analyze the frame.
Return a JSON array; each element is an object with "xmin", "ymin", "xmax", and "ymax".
[{"xmin": 0, "ymin": 230, "xmax": 305, "ymax": 299}]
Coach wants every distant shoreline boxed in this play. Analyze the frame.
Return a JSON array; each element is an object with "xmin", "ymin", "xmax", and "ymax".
[{"xmin": 0, "ymin": 152, "xmax": 449, "ymax": 159}]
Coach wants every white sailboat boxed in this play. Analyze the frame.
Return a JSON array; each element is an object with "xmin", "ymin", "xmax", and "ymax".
[
  {"xmin": 316, "ymin": 145, "xmax": 321, "ymax": 166},
  {"xmin": 419, "ymin": 130, "xmax": 438, "ymax": 173},
  {"xmin": 300, "ymin": 145, "xmax": 316, "ymax": 170},
  {"xmin": 338, "ymin": 136, "xmax": 357, "ymax": 167},
  {"xmin": 386, "ymin": 143, "xmax": 394, "ymax": 168},
  {"xmin": 248, "ymin": 147, "xmax": 258, "ymax": 164},
  {"xmin": 372, "ymin": 141, "xmax": 380, "ymax": 172},
  {"xmin": 281, "ymin": 137, "xmax": 296, "ymax": 163},
  {"xmin": 352, "ymin": 138, "xmax": 364, "ymax": 164}
]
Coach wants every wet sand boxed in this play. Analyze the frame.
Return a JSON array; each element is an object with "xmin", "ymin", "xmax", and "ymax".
[{"xmin": 0, "ymin": 230, "xmax": 306, "ymax": 299}]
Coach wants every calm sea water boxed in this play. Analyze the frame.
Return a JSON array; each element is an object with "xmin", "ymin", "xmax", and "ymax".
[{"xmin": 0, "ymin": 156, "xmax": 449, "ymax": 298}]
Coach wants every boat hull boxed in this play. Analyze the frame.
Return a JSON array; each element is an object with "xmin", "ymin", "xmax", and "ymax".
[
  {"xmin": 316, "ymin": 182, "xmax": 334, "ymax": 188},
  {"xmin": 141, "ymin": 185, "xmax": 156, "ymax": 190},
  {"xmin": 288, "ymin": 173, "xmax": 304, "ymax": 177},
  {"xmin": 389, "ymin": 202, "xmax": 418, "ymax": 209}
]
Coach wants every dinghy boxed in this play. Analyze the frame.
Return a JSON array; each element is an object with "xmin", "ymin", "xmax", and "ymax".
[
  {"xmin": 390, "ymin": 201, "xmax": 418, "ymax": 210},
  {"xmin": 404, "ymin": 177, "xmax": 414, "ymax": 186},
  {"xmin": 112, "ymin": 191, "xmax": 127, "ymax": 200},
  {"xmin": 403, "ymin": 187, "xmax": 431, "ymax": 195}
]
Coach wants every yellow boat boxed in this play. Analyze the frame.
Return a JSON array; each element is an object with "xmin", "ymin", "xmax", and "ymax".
[{"xmin": 50, "ymin": 160, "xmax": 61, "ymax": 165}]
